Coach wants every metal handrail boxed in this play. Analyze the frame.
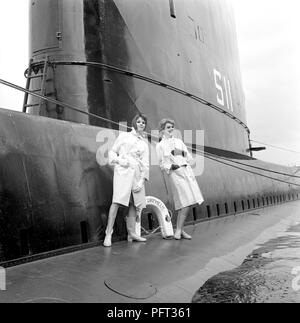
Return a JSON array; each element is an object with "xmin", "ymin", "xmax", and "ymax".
[{"xmin": 40, "ymin": 59, "xmax": 251, "ymax": 134}]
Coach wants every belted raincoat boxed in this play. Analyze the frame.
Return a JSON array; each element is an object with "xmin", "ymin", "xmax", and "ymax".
[
  {"xmin": 156, "ymin": 136, "xmax": 204, "ymax": 210},
  {"xmin": 109, "ymin": 129, "xmax": 149, "ymax": 209}
]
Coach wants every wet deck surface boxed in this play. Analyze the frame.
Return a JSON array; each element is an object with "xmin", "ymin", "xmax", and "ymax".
[
  {"xmin": 192, "ymin": 222, "xmax": 300, "ymax": 303},
  {"xmin": 0, "ymin": 201, "xmax": 300, "ymax": 303}
]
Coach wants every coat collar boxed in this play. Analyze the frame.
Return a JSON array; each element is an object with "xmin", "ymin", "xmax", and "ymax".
[
  {"xmin": 131, "ymin": 127, "xmax": 146, "ymax": 139},
  {"xmin": 162, "ymin": 134, "xmax": 174, "ymax": 141}
]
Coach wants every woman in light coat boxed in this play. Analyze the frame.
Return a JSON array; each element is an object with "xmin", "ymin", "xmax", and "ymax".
[
  {"xmin": 103, "ymin": 114, "xmax": 149, "ymax": 247},
  {"xmin": 156, "ymin": 118, "xmax": 204, "ymax": 240}
]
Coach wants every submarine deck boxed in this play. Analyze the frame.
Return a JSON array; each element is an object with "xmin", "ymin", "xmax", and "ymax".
[{"xmin": 0, "ymin": 201, "xmax": 300, "ymax": 303}]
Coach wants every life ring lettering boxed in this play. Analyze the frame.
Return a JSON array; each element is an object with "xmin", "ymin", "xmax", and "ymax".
[{"xmin": 135, "ymin": 196, "xmax": 174, "ymax": 238}]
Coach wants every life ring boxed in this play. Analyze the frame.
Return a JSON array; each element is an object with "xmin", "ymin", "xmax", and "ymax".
[{"xmin": 135, "ymin": 196, "xmax": 174, "ymax": 238}]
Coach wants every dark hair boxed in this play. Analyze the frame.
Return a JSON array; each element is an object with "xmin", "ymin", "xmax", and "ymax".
[{"xmin": 131, "ymin": 114, "xmax": 148, "ymax": 130}]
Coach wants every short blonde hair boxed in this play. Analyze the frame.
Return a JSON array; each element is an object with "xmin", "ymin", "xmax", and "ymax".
[{"xmin": 158, "ymin": 118, "xmax": 175, "ymax": 133}]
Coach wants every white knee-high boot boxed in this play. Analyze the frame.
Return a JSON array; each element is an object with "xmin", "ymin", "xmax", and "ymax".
[
  {"xmin": 103, "ymin": 215, "xmax": 115, "ymax": 247},
  {"xmin": 126, "ymin": 216, "xmax": 146, "ymax": 242}
]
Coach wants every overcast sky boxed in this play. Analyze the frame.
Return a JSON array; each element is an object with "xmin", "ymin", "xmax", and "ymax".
[
  {"xmin": 232, "ymin": 0, "xmax": 300, "ymax": 166},
  {"xmin": 0, "ymin": 0, "xmax": 299, "ymax": 166}
]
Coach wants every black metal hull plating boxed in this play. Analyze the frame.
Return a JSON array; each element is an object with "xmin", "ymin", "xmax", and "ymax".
[{"xmin": 0, "ymin": 107, "xmax": 299, "ymax": 263}]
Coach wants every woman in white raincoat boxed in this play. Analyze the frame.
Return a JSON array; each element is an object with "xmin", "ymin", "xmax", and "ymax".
[
  {"xmin": 103, "ymin": 114, "xmax": 149, "ymax": 247},
  {"xmin": 156, "ymin": 118, "xmax": 204, "ymax": 240}
]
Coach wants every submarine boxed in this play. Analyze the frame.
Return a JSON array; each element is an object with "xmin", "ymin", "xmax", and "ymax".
[{"xmin": 0, "ymin": 0, "xmax": 299, "ymax": 268}]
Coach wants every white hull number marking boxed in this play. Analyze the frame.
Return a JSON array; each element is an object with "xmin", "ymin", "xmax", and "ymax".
[{"xmin": 213, "ymin": 69, "xmax": 233, "ymax": 112}]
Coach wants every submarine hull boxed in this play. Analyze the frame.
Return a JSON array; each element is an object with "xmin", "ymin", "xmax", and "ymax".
[
  {"xmin": 0, "ymin": 0, "xmax": 299, "ymax": 263},
  {"xmin": 0, "ymin": 108, "xmax": 299, "ymax": 263}
]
